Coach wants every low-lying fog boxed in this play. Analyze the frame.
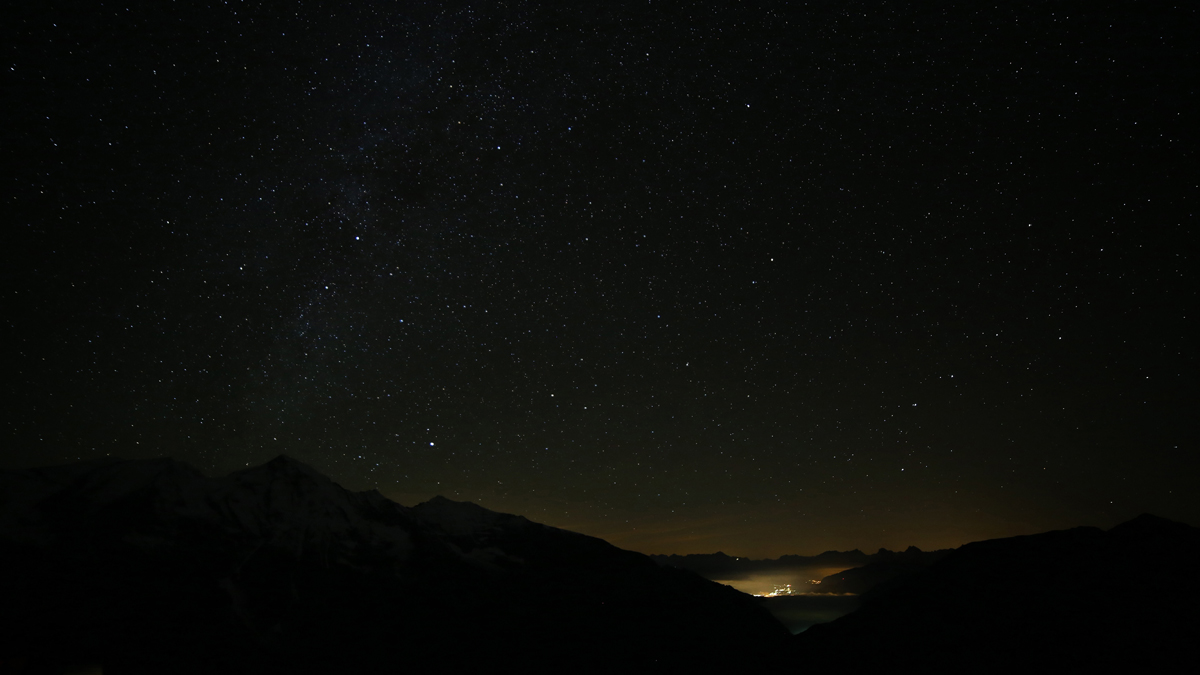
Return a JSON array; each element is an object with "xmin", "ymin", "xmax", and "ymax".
[
  {"xmin": 714, "ymin": 568, "xmax": 861, "ymax": 634},
  {"xmin": 713, "ymin": 567, "xmax": 850, "ymax": 596}
]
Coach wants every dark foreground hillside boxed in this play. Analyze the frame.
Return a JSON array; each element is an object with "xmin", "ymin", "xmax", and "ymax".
[
  {"xmin": 776, "ymin": 514, "xmax": 1200, "ymax": 673},
  {"xmin": 0, "ymin": 457, "xmax": 787, "ymax": 674}
]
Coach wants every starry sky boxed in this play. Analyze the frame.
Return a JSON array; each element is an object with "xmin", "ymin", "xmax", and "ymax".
[{"xmin": 4, "ymin": 1, "xmax": 1195, "ymax": 557}]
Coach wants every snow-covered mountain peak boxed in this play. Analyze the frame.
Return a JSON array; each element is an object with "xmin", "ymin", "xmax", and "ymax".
[
  {"xmin": 230, "ymin": 455, "xmax": 329, "ymax": 484},
  {"xmin": 180, "ymin": 456, "xmax": 417, "ymax": 560},
  {"xmin": 1, "ymin": 456, "xmax": 419, "ymax": 563}
]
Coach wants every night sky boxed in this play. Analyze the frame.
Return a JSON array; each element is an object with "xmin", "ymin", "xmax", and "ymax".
[{"xmin": 4, "ymin": 1, "xmax": 1195, "ymax": 557}]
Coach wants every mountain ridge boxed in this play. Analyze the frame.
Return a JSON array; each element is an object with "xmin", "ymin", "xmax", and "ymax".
[{"xmin": 0, "ymin": 455, "xmax": 788, "ymax": 674}]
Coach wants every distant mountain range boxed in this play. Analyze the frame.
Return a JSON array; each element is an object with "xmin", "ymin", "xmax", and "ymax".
[
  {"xmin": 2, "ymin": 456, "xmax": 1195, "ymax": 674},
  {"xmin": 0, "ymin": 456, "xmax": 786, "ymax": 674},
  {"xmin": 650, "ymin": 545, "xmax": 948, "ymax": 584}
]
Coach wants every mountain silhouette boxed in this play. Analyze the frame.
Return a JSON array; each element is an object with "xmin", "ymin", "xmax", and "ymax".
[
  {"xmin": 0, "ymin": 456, "xmax": 787, "ymax": 674},
  {"xmin": 776, "ymin": 514, "xmax": 1200, "ymax": 672}
]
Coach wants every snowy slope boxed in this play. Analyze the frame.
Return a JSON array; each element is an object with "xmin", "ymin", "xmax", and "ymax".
[{"xmin": 0, "ymin": 455, "xmax": 422, "ymax": 565}]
